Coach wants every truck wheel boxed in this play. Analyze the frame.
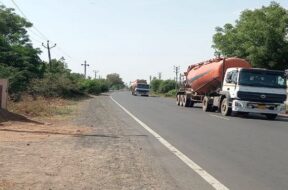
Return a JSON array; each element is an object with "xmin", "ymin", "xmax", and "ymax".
[
  {"xmin": 265, "ymin": 114, "xmax": 277, "ymax": 120},
  {"xmin": 221, "ymin": 98, "xmax": 231, "ymax": 116},
  {"xmin": 176, "ymin": 95, "xmax": 181, "ymax": 106},
  {"xmin": 180, "ymin": 95, "xmax": 184, "ymax": 106},
  {"xmin": 183, "ymin": 95, "xmax": 190, "ymax": 107},
  {"xmin": 202, "ymin": 96, "xmax": 212, "ymax": 112},
  {"xmin": 189, "ymin": 100, "xmax": 194, "ymax": 107}
]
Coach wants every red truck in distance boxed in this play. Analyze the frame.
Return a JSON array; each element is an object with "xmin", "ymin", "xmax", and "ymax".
[{"xmin": 130, "ymin": 79, "xmax": 150, "ymax": 96}]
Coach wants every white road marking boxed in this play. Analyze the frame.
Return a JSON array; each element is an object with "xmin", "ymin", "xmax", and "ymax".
[
  {"xmin": 210, "ymin": 114, "xmax": 230, "ymax": 121},
  {"xmin": 110, "ymin": 96, "xmax": 230, "ymax": 190}
]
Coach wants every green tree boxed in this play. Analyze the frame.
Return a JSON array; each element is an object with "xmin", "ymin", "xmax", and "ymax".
[
  {"xmin": 213, "ymin": 2, "xmax": 288, "ymax": 70},
  {"xmin": 158, "ymin": 80, "xmax": 176, "ymax": 93},
  {"xmin": 106, "ymin": 73, "xmax": 124, "ymax": 89},
  {"xmin": 150, "ymin": 79, "xmax": 162, "ymax": 92},
  {"xmin": 0, "ymin": 5, "xmax": 43, "ymax": 94}
]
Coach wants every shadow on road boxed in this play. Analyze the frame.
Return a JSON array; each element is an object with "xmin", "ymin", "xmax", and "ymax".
[
  {"xmin": 0, "ymin": 128, "xmax": 121, "ymax": 138},
  {"xmin": 0, "ymin": 109, "xmax": 44, "ymax": 124}
]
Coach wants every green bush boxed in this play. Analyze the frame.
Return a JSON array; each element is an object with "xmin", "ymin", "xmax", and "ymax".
[
  {"xmin": 28, "ymin": 72, "xmax": 83, "ymax": 98},
  {"xmin": 80, "ymin": 80, "xmax": 101, "ymax": 95},
  {"xmin": 158, "ymin": 80, "xmax": 176, "ymax": 93},
  {"xmin": 150, "ymin": 79, "xmax": 162, "ymax": 92},
  {"xmin": 0, "ymin": 65, "xmax": 31, "ymax": 94},
  {"xmin": 98, "ymin": 79, "xmax": 110, "ymax": 92},
  {"xmin": 110, "ymin": 84, "xmax": 125, "ymax": 90},
  {"xmin": 79, "ymin": 79, "xmax": 110, "ymax": 95},
  {"xmin": 165, "ymin": 89, "xmax": 177, "ymax": 97}
]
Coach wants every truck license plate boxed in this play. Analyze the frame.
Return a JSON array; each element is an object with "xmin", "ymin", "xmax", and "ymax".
[{"xmin": 257, "ymin": 104, "xmax": 266, "ymax": 109}]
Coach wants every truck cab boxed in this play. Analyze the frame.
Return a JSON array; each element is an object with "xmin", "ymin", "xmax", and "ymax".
[
  {"xmin": 221, "ymin": 68, "xmax": 287, "ymax": 119},
  {"xmin": 132, "ymin": 83, "xmax": 150, "ymax": 96}
]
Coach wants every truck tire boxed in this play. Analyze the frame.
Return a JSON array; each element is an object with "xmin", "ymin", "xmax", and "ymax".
[
  {"xmin": 180, "ymin": 95, "xmax": 184, "ymax": 106},
  {"xmin": 265, "ymin": 114, "xmax": 277, "ymax": 120},
  {"xmin": 221, "ymin": 98, "xmax": 231, "ymax": 116},
  {"xmin": 183, "ymin": 95, "xmax": 190, "ymax": 107},
  {"xmin": 189, "ymin": 100, "xmax": 194, "ymax": 107},
  {"xmin": 202, "ymin": 96, "xmax": 212, "ymax": 112},
  {"xmin": 176, "ymin": 95, "xmax": 181, "ymax": 106}
]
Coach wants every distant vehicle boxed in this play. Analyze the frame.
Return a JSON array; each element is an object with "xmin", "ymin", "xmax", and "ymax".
[
  {"xmin": 130, "ymin": 79, "xmax": 150, "ymax": 96},
  {"xmin": 177, "ymin": 57, "xmax": 287, "ymax": 120}
]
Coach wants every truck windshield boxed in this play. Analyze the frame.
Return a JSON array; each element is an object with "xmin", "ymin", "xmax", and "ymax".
[
  {"xmin": 137, "ymin": 84, "xmax": 149, "ymax": 89},
  {"xmin": 239, "ymin": 69, "xmax": 286, "ymax": 89}
]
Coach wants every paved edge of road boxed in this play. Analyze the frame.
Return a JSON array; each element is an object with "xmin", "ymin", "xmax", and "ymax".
[{"xmin": 110, "ymin": 96, "xmax": 230, "ymax": 190}]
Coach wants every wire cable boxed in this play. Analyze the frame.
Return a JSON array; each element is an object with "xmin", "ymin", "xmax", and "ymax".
[
  {"xmin": 10, "ymin": 0, "xmax": 49, "ymax": 40},
  {"xmin": 7, "ymin": 0, "xmax": 74, "ymax": 60}
]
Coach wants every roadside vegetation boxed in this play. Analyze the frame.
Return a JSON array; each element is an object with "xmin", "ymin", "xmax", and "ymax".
[
  {"xmin": 0, "ymin": 5, "xmax": 125, "ymax": 117},
  {"xmin": 213, "ymin": 1, "xmax": 288, "ymax": 70},
  {"xmin": 150, "ymin": 79, "xmax": 177, "ymax": 97}
]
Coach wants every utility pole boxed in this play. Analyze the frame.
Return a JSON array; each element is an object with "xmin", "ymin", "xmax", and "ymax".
[
  {"xmin": 149, "ymin": 75, "xmax": 152, "ymax": 83},
  {"xmin": 81, "ymin": 60, "xmax": 89, "ymax": 79},
  {"xmin": 174, "ymin": 66, "xmax": 180, "ymax": 89},
  {"xmin": 42, "ymin": 40, "xmax": 56, "ymax": 68},
  {"xmin": 179, "ymin": 74, "xmax": 184, "ymax": 84},
  {"xmin": 93, "ymin": 70, "xmax": 99, "ymax": 79},
  {"xmin": 158, "ymin": 72, "xmax": 162, "ymax": 80}
]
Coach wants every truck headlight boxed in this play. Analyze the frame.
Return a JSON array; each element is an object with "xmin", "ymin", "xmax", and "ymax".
[{"xmin": 280, "ymin": 105, "xmax": 286, "ymax": 111}]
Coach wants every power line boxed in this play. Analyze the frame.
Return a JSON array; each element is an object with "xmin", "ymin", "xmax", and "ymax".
[
  {"xmin": 9, "ymin": 0, "xmax": 74, "ymax": 60},
  {"xmin": 1, "ymin": 1, "xmax": 42, "ymax": 43},
  {"xmin": 10, "ymin": 0, "xmax": 48, "ymax": 40},
  {"xmin": 28, "ymin": 28, "xmax": 47, "ymax": 42},
  {"xmin": 56, "ymin": 46, "xmax": 72, "ymax": 59},
  {"xmin": 28, "ymin": 33, "xmax": 44, "ymax": 44}
]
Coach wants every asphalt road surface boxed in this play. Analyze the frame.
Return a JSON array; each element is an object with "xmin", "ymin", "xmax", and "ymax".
[{"xmin": 111, "ymin": 91, "xmax": 288, "ymax": 190}]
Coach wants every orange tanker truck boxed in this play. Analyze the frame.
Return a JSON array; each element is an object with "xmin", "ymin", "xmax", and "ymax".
[
  {"xmin": 177, "ymin": 57, "xmax": 287, "ymax": 120},
  {"xmin": 130, "ymin": 79, "xmax": 150, "ymax": 96}
]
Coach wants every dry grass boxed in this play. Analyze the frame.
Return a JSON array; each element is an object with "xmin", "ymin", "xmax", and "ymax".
[{"xmin": 7, "ymin": 96, "xmax": 78, "ymax": 118}]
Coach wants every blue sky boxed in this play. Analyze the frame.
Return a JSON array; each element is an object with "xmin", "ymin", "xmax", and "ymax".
[{"xmin": 1, "ymin": 0, "xmax": 288, "ymax": 83}]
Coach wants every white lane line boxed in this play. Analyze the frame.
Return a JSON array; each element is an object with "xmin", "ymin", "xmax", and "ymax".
[
  {"xmin": 110, "ymin": 96, "xmax": 229, "ymax": 190},
  {"xmin": 210, "ymin": 114, "xmax": 230, "ymax": 121}
]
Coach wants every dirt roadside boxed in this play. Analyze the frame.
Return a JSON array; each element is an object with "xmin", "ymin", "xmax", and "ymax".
[{"xmin": 0, "ymin": 95, "xmax": 178, "ymax": 190}]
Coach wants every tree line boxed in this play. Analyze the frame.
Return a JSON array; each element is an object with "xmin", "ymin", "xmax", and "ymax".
[
  {"xmin": 213, "ymin": 1, "xmax": 288, "ymax": 70},
  {"xmin": 0, "ymin": 5, "xmax": 124, "ymax": 100},
  {"xmin": 150, "ymin": 79, "xmax": 177, "ymax": 96}
]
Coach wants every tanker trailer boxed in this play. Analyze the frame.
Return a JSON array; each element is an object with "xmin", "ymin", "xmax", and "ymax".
[
  {"xmin": 177, "ymin": 57, "xmax": 287, "ymax": 120},
  {"xmin": 130, "ymin": 79, "xmax": 150, "ymax": 96}
]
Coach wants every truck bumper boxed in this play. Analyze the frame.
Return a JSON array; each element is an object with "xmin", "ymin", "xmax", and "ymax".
[
  {"xmin": 135, "ymin": 91, "xmax": 149, "ymax": 96},
  {"xmin": 232, "ymin": 100, "xmax": 286, "ymax": 114}
]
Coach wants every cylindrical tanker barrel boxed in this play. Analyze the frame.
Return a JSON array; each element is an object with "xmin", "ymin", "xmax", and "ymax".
[{"xmin": 185, "ymin": 57, "xmax": 251, "ymax": 95}]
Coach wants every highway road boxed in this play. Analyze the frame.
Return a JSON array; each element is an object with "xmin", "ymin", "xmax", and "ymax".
[{"xmin": 112, "ymin": 91, "xmax": 288, "ymax": 190}]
